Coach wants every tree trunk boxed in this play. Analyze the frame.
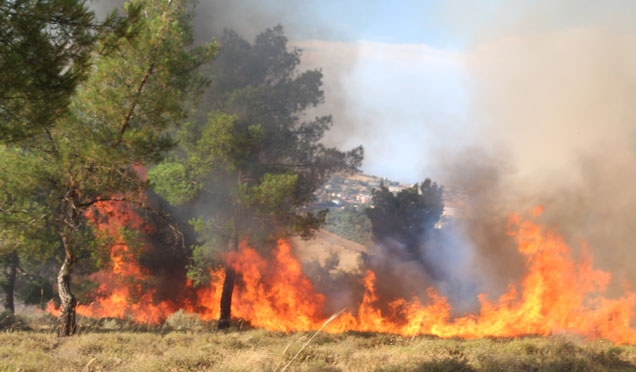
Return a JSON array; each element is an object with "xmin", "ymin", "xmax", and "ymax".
[
  {"xmin": 217, "ymin": 265, "xmax": 236, "ymax": 330},
  {"xmin": 57, "ymin": 251, "xmax": 77, "ymax": 337},
  {"xmin": 218, "ymin": 231, "xmax": 239, "ymax": 330},
  {"xmin": 1, "ymin": 251, "xmax": 18, "ymax": 314}
]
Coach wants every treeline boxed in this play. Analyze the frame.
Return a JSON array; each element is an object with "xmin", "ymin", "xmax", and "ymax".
[
  {"xmin": 0, "ymin": 0, "xmax": 447, "ymax": 337},
  {"xmin": 0, "ymin": 0, "xmax": 362, "ymax": 336}
]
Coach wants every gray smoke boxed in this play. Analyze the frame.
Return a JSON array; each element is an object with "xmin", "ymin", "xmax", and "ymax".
[
  {"xmin": 91, "ymin": 0, "xmax": 636, "ymax": 311},
  {"xmin": 431, "ymin": 2, "xmax": 636, "ymax": 301}
]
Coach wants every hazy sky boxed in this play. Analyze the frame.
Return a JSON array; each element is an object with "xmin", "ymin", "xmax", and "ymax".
[
  {"xmin": 95, "ymin": 0, "xmax": 636, "ymax": 186},
  {"xmin": 263, "ymin": 0, "xmax": 636, "ymax": 185}
]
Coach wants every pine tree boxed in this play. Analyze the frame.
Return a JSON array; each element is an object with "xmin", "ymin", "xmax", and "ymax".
[
  {"xmin": 0, "ymin": 0, "xmax": 215, "ymax": 336},
  {"xmin": 149, "ymin": 26, "xmax": 363, "ymax": 329}
]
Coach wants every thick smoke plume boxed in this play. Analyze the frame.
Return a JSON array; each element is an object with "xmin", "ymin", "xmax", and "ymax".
[
  {"xmin": 433, "ymin": 2, "xmax": 636, "ymax": 301},
  {"xmin": 90, "ymin": 0, "xmax": 636, "ymax": 315},
  {"xmin": 295, "ymin": 1, "xmax": 636, "ymax": 310}
]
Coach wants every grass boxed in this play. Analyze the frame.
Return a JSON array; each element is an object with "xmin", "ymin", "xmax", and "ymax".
[{"xmin": 1, "ymin": 313, "xmax": 636, "ymax": 371}]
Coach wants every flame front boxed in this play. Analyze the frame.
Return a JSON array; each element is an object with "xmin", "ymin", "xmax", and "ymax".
[
  {"xmin": 51, "ymin": 204, "xmax": 636, "ymax": 344},
  {"xmin": 427, "ymin": 212, "xmax": 636, "ymax": 343},
  {"xmin": 327, "ymin": 211, "xmax": 636, "ymax": 343}
]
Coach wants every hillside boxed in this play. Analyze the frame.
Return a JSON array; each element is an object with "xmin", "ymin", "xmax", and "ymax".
[{"xmin": 291, "ymin": 229, "xmax": 366, "ymax": 273}]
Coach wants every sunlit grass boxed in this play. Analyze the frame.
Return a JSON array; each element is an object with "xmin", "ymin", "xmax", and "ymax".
[{"xmin": 1, "ymin": 316, "xmax": 636, "ymax": 372}]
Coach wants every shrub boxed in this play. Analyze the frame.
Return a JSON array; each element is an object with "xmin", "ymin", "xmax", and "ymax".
[{"xmin": 163, "ymin": 310, "xmax": 203, "ymax": 332}]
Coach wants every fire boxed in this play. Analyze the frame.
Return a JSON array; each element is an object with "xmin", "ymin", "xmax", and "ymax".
[
  {"xmin": 76, "ymin": 200, "xmax": 179, "ymax": 323},
  {"xmin": 227, "ymin": 240, "xmax": 327, "ymax": 331},
  {"xmin": 186, "ymin": 240, "xmax": 326, "ymax": 331},
  {"xmin": 49, "ymin": 204, "xmax": 636, "ymax": 344},
  {"xmin": 326, "ymin": 210, "xmax": 636, "ymax": 343},
  {"xmin": 427, "ymin": 211, "xmax": 636, "ymax": 342}
]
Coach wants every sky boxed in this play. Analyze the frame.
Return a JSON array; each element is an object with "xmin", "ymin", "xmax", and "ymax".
[
  {"xmin": 222, "ymin": 0, "xmax": 636, "ymax": 185},
  {"xmin": 205, "ymin": 1, "xmax": 636, "ymax": 281},
  {"xmin": 94, "ymin": 0, "xmax": 636, "ymax": 195}
]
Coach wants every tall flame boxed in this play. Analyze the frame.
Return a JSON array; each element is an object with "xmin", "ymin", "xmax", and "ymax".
[
  {"xmin": 324, "ymin": 209, "xmax": 636, "ymax": 343},
  {"xmin": 77, "ymin": 200, "xmax": 179, "ymax": 323},
  {"xmin": 50, "ymin": 204, "xmax": 636, "ymax": 344}
]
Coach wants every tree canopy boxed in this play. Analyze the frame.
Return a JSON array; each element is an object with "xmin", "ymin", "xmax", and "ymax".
[
  {"xmin": 0, "ymin": 0, "xmax": 215, "ymax": 335},
  {"xmin": 150, "ymin": 25, "xmax": 363, "ymax": 243},
  {"xmin": 366, "ymin": 179, "xmax": 444, "ymax": 261},
  {"xmin": 0, "ymin": 0, "xmax": 138, "ymax": 142}
]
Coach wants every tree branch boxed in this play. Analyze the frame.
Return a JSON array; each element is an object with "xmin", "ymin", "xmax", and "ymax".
[
  {"xmin": 115, "ymin": 62, "xmax": 155, "ymax": 146},
  {"xmin": 76, "ymin": 196, "xmax": 127, "ymax": 209}
]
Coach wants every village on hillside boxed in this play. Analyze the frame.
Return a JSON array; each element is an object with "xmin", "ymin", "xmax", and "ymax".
[{"xmin": 311, "ymin": 173, "xmax": 468, "ymax": 226}]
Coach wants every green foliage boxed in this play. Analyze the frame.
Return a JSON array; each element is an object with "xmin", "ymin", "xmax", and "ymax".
[
  {"xmin": 147, "ymin": 162, "xmax": 197, "ymax": 205},
  {"xmin": 0, "ymin": 0, "xmax": 142, "ymax": 143},
  {"xmin": 0, "ymin": 311, "xmax": 32, "ymax": 331},
  {"xmin": 19, "ymin": 283, "xmax": 52, "ymax": 309},
  {"xmin": 0, "ymin": 0, "xmax": 95, "ymax": 142},
  {"xmin": 187, "ymin": 243, "xmax": 224, "ymax": 285},
  {"xmin": 249, "ymin": 173, "xmax": 298, "ymax": 212},
  {"xmin": 0, "ymin": 0, "xmax": 216, "ymax": 334}
]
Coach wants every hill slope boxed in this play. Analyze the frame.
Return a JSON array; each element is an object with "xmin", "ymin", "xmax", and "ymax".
[{"xmin": 290, "ymin": 229, "xmax": 366, "ymax": 272}]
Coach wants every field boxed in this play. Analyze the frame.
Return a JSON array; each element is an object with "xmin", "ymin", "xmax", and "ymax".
[{"xmin": 1, "ymin": 312, "xmax": 636, "ymax": 372}]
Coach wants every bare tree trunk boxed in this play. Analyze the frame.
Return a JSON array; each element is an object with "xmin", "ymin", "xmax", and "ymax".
[
  {"xmin": 1, "ymin": 251, "xmax": 18, "ymax": 314},
  {"xmin": 57, "ymin": 247, "xmax": 76, "ymax": 337},
  {"xmin": 57, "ymin": 187, "xmax": 81, "ymax": 337},
  {"xmin": 218, "ymin": 230, "xmax": 239, "ymax": 330}
]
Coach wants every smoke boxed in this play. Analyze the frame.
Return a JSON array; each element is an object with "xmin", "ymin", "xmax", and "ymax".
[
  {"xmin": 431, "ymin": 2, "xmax": 636, "ymax": 298},
  {"xmin": 294, "ymin": 40, "xmax": 471, "ymax": 181},
  {"xmin": 89, "ymin": 0, "xmax": 636, "ymax": 313},
  {"xmin": 346, "ymin": 2, "xmax": 636, "ymax": 310},
  {"xmin": 89, "ymin": 0, "xmax": 125, "ymax": 19}
]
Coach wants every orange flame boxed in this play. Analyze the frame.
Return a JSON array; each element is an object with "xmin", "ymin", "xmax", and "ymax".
[
  {"xmin": 49, "ymin": 204, "xmax": 636, "ymax": 344},
  {"xmin": 324, "ymin": 209, "xmax": 636, "ymax": 343},
  {"xmin": 228, "ymin": 240, "xmax": 327, "ymax": 331},
  {"xmin": 190, "ymin": 208, "xmax": 636, "ymax": 343}
]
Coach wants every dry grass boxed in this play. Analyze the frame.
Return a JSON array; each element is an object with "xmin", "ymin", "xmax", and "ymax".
[{"xmin": 1, "ymin": 317, "xmax": 636, "ymax": 372}]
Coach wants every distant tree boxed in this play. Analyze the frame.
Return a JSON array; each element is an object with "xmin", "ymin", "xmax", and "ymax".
[
  {"xmin": 149, "ymin": 26, "xmax": 363, "ymax": 329},
  {"xmin": 366, "ymin": 179, "xmax": 444, "ymax": 260},
  {"xmin": 0, "ymin": 146, "xmax": 60, "ymax": 316},
  {"xmin": 0, "ymin": 0, "xmax": 215, "ymax": 336},
  {"xmin": 0, "ymin": 0, "xmax": 135, "ymax": 142}
]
